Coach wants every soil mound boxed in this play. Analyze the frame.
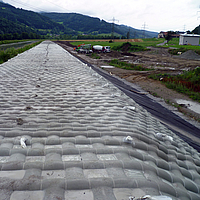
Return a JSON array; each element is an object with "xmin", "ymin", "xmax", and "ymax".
[
  {"xmin": 56, "ymin": 41, "xmax": 76, "ymax": 48},
  {"xmin": 121, "ymin": 42, "xmax": 132, "ymax": 52},
  {"xmin": 174, "ymin": 50, "xmax": 200, "ymax": 60}
]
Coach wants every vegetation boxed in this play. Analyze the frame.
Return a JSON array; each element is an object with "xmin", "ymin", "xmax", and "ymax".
[
  {"xmin": 149, "ymin": 67, "xmax": 200, "ymax": 102},
  {"xmin": 70, "ymin": 38, "xmax": 165, "ymax": 49},
  {"xmin": 0, "ymin": 39, "xmax": 32, "ymax": 45},
  {"xmin": 89, "ymin": 53, "xmax": 101, "ymax": 59},
  {"xmin": 0, "ymin": 1, "xmax": 76, "ymax": 37},
  {"xmin": 0, "ymin": 41, "xmax": 42, "ymax": 64},
  {"xmin": 0, "ymin": 32, "xmax": 42, "ymax": 40},
  {"xmin": 76, "ymin": 34, "xmax": 121, "ymax": 40},
  {"xmin": 157, "ymin": 38, "xmax": 200, "ymax": 55},
  {"xmin": 0, "ymin": 1, "xmax": 158, "ymax": 39},
  {"xmin": 112, "ymin": 42, "xmax": 148, "ymax": 52},
  {"xmin": 109, "ymin": 59, "xmax": 152, "ymax": 71},
  {"xmin": 192, "ymin": 25, "xmax": 200, "ymax": 34},
  {"xmin": 136, "ymin": 38, "xmax": 165, "ymax": 47},
  {"xmin": 42, "ymin": 12, "xmax": 158, "ymax": 39},
  {"xmin": 164, "ymin": 31, "xmax": 175, "ymax": 43}
]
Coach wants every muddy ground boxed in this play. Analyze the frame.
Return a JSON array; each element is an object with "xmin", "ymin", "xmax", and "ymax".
[{"xmin": 55, "ymin": 41, "xmax": 200, "ymax": 125}]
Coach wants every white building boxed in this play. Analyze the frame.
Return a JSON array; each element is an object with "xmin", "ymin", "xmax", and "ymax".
[{"xmin": 179, "ymin": 34, "xmax": 200, "ymax": 46}]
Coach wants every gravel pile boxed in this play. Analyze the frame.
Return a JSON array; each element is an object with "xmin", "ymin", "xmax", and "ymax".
[{"xmin": 174, "ymin": 50, "xmax": 200, "ymax": 60}]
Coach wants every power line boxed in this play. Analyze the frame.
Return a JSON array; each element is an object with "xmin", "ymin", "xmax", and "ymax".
[
  {"xmin": 109, "ymin": 17, "xmax": 119, "ymax": 39},
  {"xmin": 141, "ymin": 22, "xmax": 148, "ymax": 39},
  {"xmin": 183, "ymin": 24, "xmax": 186, "ymax": 32},
  {"xmin": 9, "ymin": 0, "xmax": 46, "ymax": 12},
  {"xmin": 43, "ymin": 0, "xmax": 70, "ymax": 12},
  {"xmin": 9, "ymin": 0, "xmax": 70, "ymax": 12}
]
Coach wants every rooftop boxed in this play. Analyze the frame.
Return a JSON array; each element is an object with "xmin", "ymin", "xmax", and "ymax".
[
  {"xmin": 180, "ymin": 34, "xmax": 200, "ymax": 37},
  {"xmin": 0, "ymin": 41, "xmax": 200, "ymax": 200}
]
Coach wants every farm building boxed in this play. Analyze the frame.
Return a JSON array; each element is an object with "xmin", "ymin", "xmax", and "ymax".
[{"xmin": 179, "ymin": 34, "xmax": 200, "ymax": 46}]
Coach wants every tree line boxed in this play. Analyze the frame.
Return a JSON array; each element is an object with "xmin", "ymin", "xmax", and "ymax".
[
  {"xmin": 0, "ymin": 32, "xmax": 43, "ymax": 40},
  {"xmin": 76, "ymin": 34, "xmax": 126, "ymax": 40}
]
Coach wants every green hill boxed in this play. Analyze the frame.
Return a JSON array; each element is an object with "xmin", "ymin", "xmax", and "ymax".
[
  {"xmin": 41, "ymin": 12, "xmax": 158, "ymax": 38},
  {"xmin": 0, "ymin": 2, "xmax": 75, "ymax": 36},
  {"xmin": 0, "ymin": 1, "xmax": 158, "ymax": 38}
]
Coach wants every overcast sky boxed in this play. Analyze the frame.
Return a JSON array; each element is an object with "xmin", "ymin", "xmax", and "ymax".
[{"xmin": 2, "ymin": 0, "xmax": 200, "ymax": 32}]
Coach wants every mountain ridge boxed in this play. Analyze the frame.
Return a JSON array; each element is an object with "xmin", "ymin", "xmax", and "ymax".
[
  {"xmin": 0, "ymin": 1, "xmax": 158, "ymax": 38},
  {"xmin": 41, "ymin": 12, "xmax": 158, "ymax": 38}
]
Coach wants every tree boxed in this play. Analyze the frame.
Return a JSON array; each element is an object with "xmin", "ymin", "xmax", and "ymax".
[
  {"xmin": 127, "ymin": 31, "xmax": 130, "ymax": 39},
  {"xmin": 21, "ymin": 32, "xmax": 29, "ymax": 39},
  {"xmin": 4, "ymin": 33, "xmax": 12, "ymax": 40},
  {"xmin": 13, "ymin": 33, "xmax": 20, "ymax": 39},
  {"xmin": 192, "ymin": 25, "xmax": 200, "ymax": 34},
  {"xmin": 165, "ymin": 31, "xmax": 175, "ymax": 43},
  {"xmin": 186, "ymin": 30, "xmax": 192, "ymax": 34}
]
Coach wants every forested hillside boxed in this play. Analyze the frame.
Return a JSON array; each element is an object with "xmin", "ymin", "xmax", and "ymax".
[
  {"xmin": 0, "ymin": 1, "xmax": 158, "ymax": 39},
  {"xmin": 42, "ymin": 12, "xmax": 158, "ymax": 38},
  {"xmin": 192, "ymin": 25, "xmax": 200, "ymax": 34},
  {"xmin": 0, "ymin": 1, "xmax": 75, "ymax": 37}
]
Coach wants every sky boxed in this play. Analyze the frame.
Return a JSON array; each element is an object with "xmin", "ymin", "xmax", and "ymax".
[{"xmin": 2, "ymin": 0, "xmax": 200, "ymax": 32}]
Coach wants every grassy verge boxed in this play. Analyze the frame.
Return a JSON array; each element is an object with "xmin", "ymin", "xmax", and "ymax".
[
  {"xmin": 149, "ymin": 67, "xmax": 200, "ymax": 102},
  {"xmin": 88, "ymin": 53, "xmax": 101, "ymax": 59},
  {"xmin": 0, "ymin": 41, "xmax": 42, "ymax": 64},
  {"xmin": 135, "ymin": 38, "xmax": 165, "ymax": 47},
  {"xmin": 109, "ymin": 59, "xmax": 153, "ymax": 71},
  {"xmin": 0, "ymin": 39, "xmax": 36, "ymax": 45},
  {"xmin": 160, "ymin": 38, "xmax": 200, "ymax": 55}
]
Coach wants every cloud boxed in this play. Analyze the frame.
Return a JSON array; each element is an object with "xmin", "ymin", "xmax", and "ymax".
[{"xmin": 3, "ymin": 0, "xmax": 200, "ymax": 32}]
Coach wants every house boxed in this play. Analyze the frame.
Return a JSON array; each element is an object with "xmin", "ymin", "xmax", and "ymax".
[
  {"xmin": 158, "ymin": 31, "xmax": 167, "ymax": 38},
  {"xmin": 179, "ymin": 33, "xmax": 200, "ymax": 46},
  {"xmin": 158, "ymin": 31, "xmax": 185, "ymax": 39}
]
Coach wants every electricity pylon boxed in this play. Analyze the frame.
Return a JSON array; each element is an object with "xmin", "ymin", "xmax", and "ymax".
[{"xmin": 109, "ymin": 17, "xmax": 119, "ymax": 39}]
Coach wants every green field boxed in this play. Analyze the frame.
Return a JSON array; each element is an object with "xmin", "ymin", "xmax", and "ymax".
[
  {"xmin": 70, "ymin": 38, "xmax": 166, "ymax": 49},
  {"xmin": 164, "ymin": 38, "xmax": 200, "ymax": 50},
  {"xmin": 71, "ymin": 38, "xmax": 200, "ymax": 50},
  {"xmin": 70, "ymin": 37, "xmax": 200, "ymax": 54}
]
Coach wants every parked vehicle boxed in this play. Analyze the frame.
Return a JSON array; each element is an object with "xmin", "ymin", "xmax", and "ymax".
[
  {"xmin": 74, "ymin": 44, "xmax": 111, "ymax": 54},
  {"xmin": 92, "ymin": 45, "xmax": 111, "ymax": 53},
  {"xmin": 75, "ymin": 44, "xmax": 92, "ymax": 54}
]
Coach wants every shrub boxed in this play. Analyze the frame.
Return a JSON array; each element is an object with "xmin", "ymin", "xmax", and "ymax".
[
  {"xmin": 112, "ymin": 42, "xmax": 148, "ymax": 52},
  {"xmin": 149, "ymin": 68, "xmax": 200, "ymax": 102}
]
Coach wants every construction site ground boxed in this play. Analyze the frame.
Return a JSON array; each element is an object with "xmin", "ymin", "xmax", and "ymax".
[{"xmin": 55, "ymin": 41, "xmax": 200, "ymax": 126}]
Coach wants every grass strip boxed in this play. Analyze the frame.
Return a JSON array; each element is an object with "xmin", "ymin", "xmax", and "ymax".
[
  {"xmin": 109, "ymin": 59, "xmax": 153, "ymax": 71},
  {"xmin": 0, "ymin": 41, "xmax": 42, "ymax": 64},
  {"xmin": 149, "ymin": 67, "xmax": 200, "ymax": 102}
]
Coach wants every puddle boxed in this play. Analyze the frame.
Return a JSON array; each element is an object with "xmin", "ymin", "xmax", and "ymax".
[
  {"xmin": 176, "ymin": 99, "xmax": 200, "ymax": 114},
  {"xmin": 0, "ymin": 41, "xmax": 37, "ymax": 51},
  {"xmin": 100, "ymin": 66, "xmax": 115, "ymax": 68}
]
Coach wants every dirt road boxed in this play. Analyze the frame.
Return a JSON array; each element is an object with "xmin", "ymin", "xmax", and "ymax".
[
  {"xmin": 56, "ymin": 41, "xmax": 200, "ymax": 123},
  {"xmin": 55, "ymin": 40, "xmax": 200, "ymax": 151}
]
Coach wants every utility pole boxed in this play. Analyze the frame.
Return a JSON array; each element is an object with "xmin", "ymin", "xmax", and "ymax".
[
  {"xmin": 109, "ymin": 17, "xmax": 119, "ymax": 39},
  {"xmin": 127, "ymin": 27, "xmax": 130, "ymax": 39},
  {"xmin": 198, "ymin": 7, "xmax": 200, "ymax": 34},
  {"xmin": 183, "ymin": 24, "xmax": 186, "ymax": 32},
  {"xmin": 141, "ymin": 22, "xmax": 148, "ymax": 39}
]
